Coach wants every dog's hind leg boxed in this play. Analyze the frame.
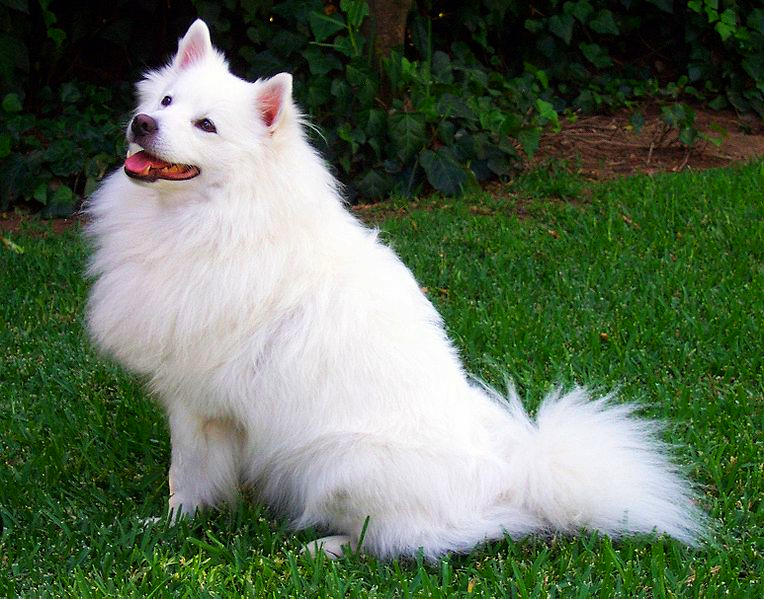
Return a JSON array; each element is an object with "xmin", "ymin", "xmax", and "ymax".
[{"xmin": 166, "ymin": 407, "xmax": 244, "ymax": 519}]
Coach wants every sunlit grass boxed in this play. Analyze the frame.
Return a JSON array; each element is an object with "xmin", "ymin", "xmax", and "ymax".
[{"xmin": 1, "ymin": 161, "xmax": 762, "ymax": 596}]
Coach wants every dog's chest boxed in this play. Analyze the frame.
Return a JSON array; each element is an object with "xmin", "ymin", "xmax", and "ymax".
[{"xmin": 89, "ymin": 236, "xmax": 263, "ymax": 380}]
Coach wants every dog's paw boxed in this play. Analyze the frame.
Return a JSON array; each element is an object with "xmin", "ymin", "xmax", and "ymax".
[
  {"xmin": 140, "ymin": 507, "xmax": 193, "ymax": 529},
  {"xmin": 140, "ymin": 514, "xmax": 181, "ymax": 528},
  {"xmin": 141, "ymin": 516, "xmax": 162, "ymax": 528},
  {"xmin": 303, "ymin": 535, "xmax": 354, "ymax": 559}
]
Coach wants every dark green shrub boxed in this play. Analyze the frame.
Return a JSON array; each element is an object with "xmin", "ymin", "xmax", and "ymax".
[
  {"xmin": 193, "ymin": 0, "xmax": 555, "ymax": 199},
  {"xmin": 1, "ymin": 0, "xmax": 762, "ymax": 212},
  {"xmin": 519, "ymin": 0, "xmax": 764, "ymax": 117},
  {"xmin": 0, "ymin": 83, "xmax": 128, "ymax": 214}
]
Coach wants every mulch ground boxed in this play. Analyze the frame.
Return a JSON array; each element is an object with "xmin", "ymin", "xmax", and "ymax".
[{"xmin": 533, "ymin": 105, "xmax": 764, "ymax": 179}]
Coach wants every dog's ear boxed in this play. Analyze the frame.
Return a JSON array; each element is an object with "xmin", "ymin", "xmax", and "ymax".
[
  {"xmin": 258, "ymin": 73, "xmax": 293, "ymax": 131},
  {"xmin": 174, "ymin": 19, "xmax": 213, "ymax": 70}
]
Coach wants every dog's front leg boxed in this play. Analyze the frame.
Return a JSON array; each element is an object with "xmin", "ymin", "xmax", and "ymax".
[{"xmin": 166, "ymin": 407, "xmax": 243, "ymax": 520}]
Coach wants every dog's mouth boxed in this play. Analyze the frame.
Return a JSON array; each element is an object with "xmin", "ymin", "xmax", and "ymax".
[{"xmin": 124, "ymin": 150, "xmax": 200, "ymax": 182}]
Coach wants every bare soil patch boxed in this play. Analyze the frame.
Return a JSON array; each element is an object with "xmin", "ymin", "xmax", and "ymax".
[
  {"xmin": 0, "ymin": 212, "xmax": 82, "ymax": 236},
  {"xmin": 534, "ymin": 106, "xmax": 764, "ymax": 179}
]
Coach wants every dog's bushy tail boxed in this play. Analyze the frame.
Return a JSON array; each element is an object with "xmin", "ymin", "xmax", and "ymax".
[{"xmin": 499, "ymin": 386, "xmax": 705, "ymax": 544}]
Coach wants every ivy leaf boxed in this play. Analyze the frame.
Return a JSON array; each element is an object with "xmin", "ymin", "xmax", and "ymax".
[
  {"xmin": 517, "ymin": 127, "xmax": 541, "ymax": 158},
  {"xmin": 363, "ymin": 109, "xmax": 386, "ymax": 138},
  {"xmin": 2, "ymin": 93, "xmax": 22, "ymax": 113},
  {"xmin": 437, "ymin": 120, "xmax": 456, "ymax": 145},
  {"xmin": 742, "ymin": 54, "xmax": 764, "ymax": 81},
  {"xmin": 487, "ymin": 156, "xmax": 511, "ymax": 176},
  {"xmin": 355, "ymin": 168, "xmax": 392, "ymax": 198},
  {"xmin": 479, "ymin": 108, "xmax": 506, "ymax": 132},
  {"xmin": 438, "ymin": 93, "xmax": 475, "ymax": 121},
  {"xmin": 549, "ymin": 14, "xmax": 575, "ymax": 44},
  {"xmin": 341, "ymin": 0, "xmax": 368, "ymax": 29},
  {"xmin": 535, "ymin": 99, "xmax": 560, "ymax": 132},
  {"xmin": 566, "ymin": 0, "xmax": 594, "ymax": 23},
  {"xmin": 524, "ymin": 19, "xmax": 544, "ymax": 33},
  {"xmin": 388, "ymin": 112, "xmax": 426, "ymax": 163},
  {"xmin": 337, "ymin": 123, "xmax": 365, "ymax": 153},
  {"xmin": 589, "ymin": 9, "xmax": 619, "ymax": 35},
  {"xmin": 51, "ymin": 185, "xmax": 74, "ymax": 204},
  {"xmin": 270, "ymin": 30, "xmax": 308, "ymax": 58},
  {"xmin": 330, "ymin": 79, "xmax": 352, "ymax": 112},
  {"xmin": 499, "ymin": 113, "xmax": 523, "ymax": 137},
  {"xmin": 301, "ymin": 46, "xmax": 342, "ymax": 75},
  {"xmin": 661, "ymin": 103, "xmax": 694, "ymax": 130},
  {"xmin": 579, "ymin": 42, "xmax": 612, "ymax": 68},
  {"xmin": 308, "ymin": 11, "xmax": 345, "ymax": 42},
  {"xmin": 431, "ymin": 51, "xmax": 453, "ymax": 83},
  {"xmin": 679, "ymin": 127, "xmax": 698, "ymax": 146},
  {"xmin": 47, "ymin": 27, "xmax": 66, "ymax": 48},
  {"xmin": 687, "ymin": 62, "xmax": 705, "ymax": 81},
  {"xmin": 59, "ymin": 82, "xmax": 81, "ymax": 104},
  {"xmin": 420, "ymin": 148, "xmax": 468, "ymax": 196},
  {"xmin": 726, "ymin": 90, "xmax": 750, "ymax": 114},
  {"xmin": 714, "ymin": 8, "xmax": 737, "ymax": 41},
  {"xmin": 708, "ymin": 95, "xmax": 728, "ymax": 110},
  {"xmin": 305, "ymin": 77, "xmax": 331, "ymax": 108}
]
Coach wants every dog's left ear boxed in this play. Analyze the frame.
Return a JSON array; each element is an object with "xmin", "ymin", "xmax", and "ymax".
[
  {"xmin": 258, "ymin": 73, "xmax": 292, "ymax": 131},
  {"xmin": 174, "ymin": 19, "xmax": 213, "ymax": 70}
]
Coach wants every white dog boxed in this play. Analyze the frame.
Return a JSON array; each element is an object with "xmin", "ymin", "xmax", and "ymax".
[{"xmin": 86, "ymin": 20, "xmax": 704, "ymax": 559}]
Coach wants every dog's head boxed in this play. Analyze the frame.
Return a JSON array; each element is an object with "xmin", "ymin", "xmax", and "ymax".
[{"xmin": 125, "ymin": 19, "xmax": 293, "ymax": 186}]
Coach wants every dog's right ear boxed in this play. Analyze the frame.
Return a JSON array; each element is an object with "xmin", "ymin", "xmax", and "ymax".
[
  {"xmin": 173, "ymin": 19, "xmax": 213, "ymax": 70},
  {"xmin": 257, "ymin": 73, "xmax": 293, "ymax": 132}
]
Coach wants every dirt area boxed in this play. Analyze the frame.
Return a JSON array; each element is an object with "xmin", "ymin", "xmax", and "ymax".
[
  {"xmin": 2, "ymin": 107, "xmax": 763, "ymax": 235},
  {"xmin": 0, "ymin": 212, "xmax": 81, "ymax": 236},
  {"xmin": 533, "ymin": 105, "xmax": 764, "ymax": 179}
]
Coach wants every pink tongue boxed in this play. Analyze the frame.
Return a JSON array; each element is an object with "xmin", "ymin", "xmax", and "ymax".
[{"xmin": 125, "ymin": 150, "xmax": 170, "ymax": 172}]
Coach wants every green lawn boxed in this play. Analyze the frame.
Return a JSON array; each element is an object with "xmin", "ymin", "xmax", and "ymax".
[{"xmin": 1, "ymin": 162, "xmax": 762, "ymax": 596}]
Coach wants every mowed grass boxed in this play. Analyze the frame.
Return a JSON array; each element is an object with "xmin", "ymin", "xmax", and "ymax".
[{"xmin": 1, "ymin": 162, "xmax": 762, "ymax": 596}]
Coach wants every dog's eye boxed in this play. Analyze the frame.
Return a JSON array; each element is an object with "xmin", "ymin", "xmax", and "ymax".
[
  {"xmin": 195, "ymin": 118, "xmax": 217, "ymax": 134},
  {"xmin": 161, "ymin": 95, "xmax": 172, "ymax": 107}
]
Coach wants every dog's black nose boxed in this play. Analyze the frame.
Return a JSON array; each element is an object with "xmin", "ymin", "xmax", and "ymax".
[{"xmin": 131, "ymin": 113, "xmax": 158, "ymax": 137}]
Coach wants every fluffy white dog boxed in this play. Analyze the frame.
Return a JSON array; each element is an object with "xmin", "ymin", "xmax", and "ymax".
[{"xmin": 86, "ymin": 20, "xmax": 704, "ymax": 559}]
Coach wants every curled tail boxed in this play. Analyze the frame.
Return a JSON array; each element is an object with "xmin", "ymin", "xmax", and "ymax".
[{"xmin": 500, "ymin": 386, "xmax": 705, "ymax": 545}]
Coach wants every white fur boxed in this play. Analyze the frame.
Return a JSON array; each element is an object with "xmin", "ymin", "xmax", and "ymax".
[{"xmin": 86, "ymin": 20, "xmax": 704, "ymax": 560}]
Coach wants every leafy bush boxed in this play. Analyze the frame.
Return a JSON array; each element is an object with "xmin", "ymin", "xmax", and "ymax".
[
  {"xmin": 194, "ymin": 0, "xmax": 556, "ymax": 199},
  {"xmin": 197, "ymin": 0, "xmax": 764, "ymax": 198},
  {"xmin": 520, "ymin": 0, "xmax": 764, "ymax": 116},
  {"xmin": 686, "ymin": 0, "xmax": 764, "ymax": 116},
  {"xmin": 0, "ymin": 83, "xmax": 127, "ymax": 214},
  {"xmin": 1, "ymin": 0, "xmax": 763, "ymax": 212}
]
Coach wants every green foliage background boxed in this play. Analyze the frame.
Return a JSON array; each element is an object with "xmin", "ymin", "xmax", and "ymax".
[{"xmin": 1, "ymin": 0, "xmax": 763, "ymax": 211}]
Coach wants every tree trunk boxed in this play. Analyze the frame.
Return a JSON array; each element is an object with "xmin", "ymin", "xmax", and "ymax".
[
  {"xmin": 366, "ymin": 0, "xmax": 413, "ymax": 104},
  {"xmin": 367, "ymin": 0, "xmax": 413, "ymax": 60}
]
